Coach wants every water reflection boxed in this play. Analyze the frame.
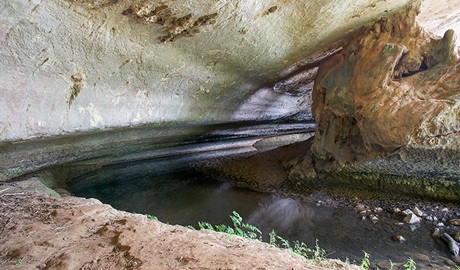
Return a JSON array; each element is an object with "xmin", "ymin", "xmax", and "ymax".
[
  {"xmin": 70, "ymin": 166, "xmax": 451, "ymax": 269},
  {"xmin": 248, "ymin": 196, "xmax": 335, "ymax": 243}
]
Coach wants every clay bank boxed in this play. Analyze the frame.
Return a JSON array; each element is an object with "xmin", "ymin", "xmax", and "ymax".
[{"xmin": 0, "ymin": 0, "xmax": 460, "ymax": 268}]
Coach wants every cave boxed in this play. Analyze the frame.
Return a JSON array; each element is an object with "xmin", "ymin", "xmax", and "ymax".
[{"xmin": 1, "ymin": 0, "xmax": 460, "ymax": 269}]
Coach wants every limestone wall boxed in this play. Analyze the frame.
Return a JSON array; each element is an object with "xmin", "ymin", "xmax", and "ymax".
[{"xmin": 0, "ymin": 0, "xmax": 411, "ymax": 141}]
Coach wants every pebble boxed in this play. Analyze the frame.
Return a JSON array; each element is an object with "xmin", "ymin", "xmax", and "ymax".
[
  {"xmin": 370, "ymin": 215, "xmax": 379, "ymax": 223},
  {"xmin": 436, "ymin": 222, "xmax": 445, "ymax": 227},
  {"xmin": 432, "ymin": 228, "xmax": 441, "ymax": 237},
  {"xmin": 393, "ymin": 208, "xmax": 402, "ymax": 214},
  {"xmin": 392, "ymin": 235, "xmax": 406, "ymax": 243},
  {"xmin": 402, "ymin": 209, "xmax": 414, "ymax": 216},
  {"xmin": 413, "ymin": 207, "xmax": 424, "ymax": 217},
  {"xmin": 426, "ymin": 216, "xmax": 434, "ymax": 222},
  {"xmin": 374, "ymin": 207, "xmax": 383, "ymax": 213},
  {"xmin": 442, "ymin": 208, "xmax": 449, "ymax": 212},
  {"xmin": 449, "ymin": 219, "xmax": 460, "ymax": 226},
  {"xmin": 404, "ymin": 213, "xmax": 421, "ymax": 224},
  {"xmin": 356, "ymin": 204, "xmax": 368, "ymax": 212},
  {"xmin": 455, "ymin": 232, "xmax": 460, "ymax": 242}
]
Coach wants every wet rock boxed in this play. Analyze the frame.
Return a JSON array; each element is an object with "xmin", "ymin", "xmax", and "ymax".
[
  {"xmin": 409, "ymin": 224, "xmax": 420, "ymax": 231},
  {"xmin": 392, "ymin": 235, "xmax": 406, "ymax": 243},
  {"xmin": 436, "ymin": 222, "xmax": 446, "ymax": 227},
  {"xmin": 402, "ymin": 209, "xmax": 414, "ymax": 216},
  {"xmin": 449, "ymin": 219, "xmax": 460, "ymax": 226},
  {"xmin": 393, "ymin": 208, "xmax": 402, "ymax": 214},
  {"xmin": 442, "ymin": 233, "xmax": 459, "ymax": 256},
  {"xmin": 374, "ymin": 207, "xmax": 383, "ymax": 213},
  {"xmin": 404, "ymin": 213, "xmax": 421, "ymax": 224},
  {"xmin": 432, "ymin": 228, "xmax": 441, "ymax": 237},
  {"xmin": 426, "ymin": 216, "xmax": 434, "ymax": 222},
  {"xmin": 355, "ymin": 204, "xmax": 368, "ymax": 212},
  {"xmin": 370, "ymin": 215, "xmax": 379, "ymax": 223},
  {"xmin": 413, "ymin": 207, "xmax": 424, "ymax": 217}
]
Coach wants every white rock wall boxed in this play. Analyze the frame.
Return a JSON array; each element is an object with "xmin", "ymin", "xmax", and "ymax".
[{"xmin": 0, "ymin": 0, "xmax": 411, "ymax": 141}]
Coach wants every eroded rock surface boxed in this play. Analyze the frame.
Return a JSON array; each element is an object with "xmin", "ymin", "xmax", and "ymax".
[
  {"xmin": 0, "ymin": 0, "xmax": 411, "ymax": 142},
  {"xmin": 312, "ymin": 2, "xmax": 459, "ymax": 164},
  {"xmin": 292, "ymin": 2, "xmax": 460, "ymax": 200}
]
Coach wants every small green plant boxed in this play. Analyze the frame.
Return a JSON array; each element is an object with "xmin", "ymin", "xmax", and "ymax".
[
  {"xmin": 145, "ymin": 214, "xmax": 158, "ymax": 220},
  {"xmin": 269, "ymin": 230, "xmax": 277, "ymax": 246},
  {"xmin": 197, "ymin": 211, "xmax": 327, "ymax": 263},
  {"xmin": 403, "ymin": 258, "xmax": 416, "ymax": 270},
  {"xmin": 185, "ymin": 225, "xmax": 196, "ymax": 230},
  {"xmin": 360, "ymin": 251, "xmax": 370, "ymax": 270},
  {"xmin": 312, "ymin": 239, "xmax": 326, "ymax": 261},
  {"xmin": 15, "ymin": 258, "xmax": 22, "ymax": 265},
  {"xmin": 389, "ymin": 259, "xmax": 394, "ymax": 270},
  {"xmin": 197, "ymin": 211, "xmax": 262, "ymax": 241}
]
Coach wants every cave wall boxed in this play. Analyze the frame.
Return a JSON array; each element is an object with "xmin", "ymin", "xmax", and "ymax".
[
  {"xmin": 312, "ymin": 4, "xmax": 460, "ymax": 164},
  {"xmin": 288, "ymin": 2, "xmax": 460, "ymax": 200},
  {"xmin": 0, "ymin": 0, "xmax": 412, "ymax": 142}
]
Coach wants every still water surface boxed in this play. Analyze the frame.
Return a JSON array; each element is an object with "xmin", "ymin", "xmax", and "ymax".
[{"xmin": 69, "ymin": 156, "xmax": 454, "ymax": 269}]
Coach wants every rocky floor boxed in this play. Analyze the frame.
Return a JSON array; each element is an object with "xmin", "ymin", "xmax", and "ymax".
[{"xmin": 0, "ymin": 179, "xmax": 358, "ymax": 270}]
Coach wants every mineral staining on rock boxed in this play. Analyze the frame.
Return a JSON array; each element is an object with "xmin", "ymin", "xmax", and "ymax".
[
  {"xmin": 312, "ymin": 2, "xmax": 459, "ymax": 164},
  {"xmin": 122, "ymin": 1, "xmax": 218, "ymax": 43},
  {"xmin": 68, "ymin": 71, "xmax": 85, "ymax": 106},
  {"xmin": 287, "ymin": 2, "xmax": 460, "ymax": 200}
]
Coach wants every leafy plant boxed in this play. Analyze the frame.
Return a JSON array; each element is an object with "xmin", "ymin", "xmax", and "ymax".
[
  {"xmin": 134, "ymin": 210, "xmax": 424, "ymax": 269},
  {"xmin": 15, "ymin": 258, "xmax": 22, "ymax": 265},
  {"xmin": 196, "ymin": 211, "xmax": 330, "ymax": 263},
  {"xmin": 312, "ymin": 239, "xmax": 326, "ymax": 261},
  {"xmin": 145, "ymin": 214, "xmax": 158, "ymax": 220},
  {"xmin": 198, "ymin": 211, "xmax": 262, "ymax": 241},
  {"xmin": 389, "ymin": 259, "xmax": 394, "ymax": 270},
  {"xmin": 403, "ymin": 258, "xmax": 416, "ymax": 270},
  {"xmin": 360, "ymin": 251, "xmax": 370, "ymax": 270}
]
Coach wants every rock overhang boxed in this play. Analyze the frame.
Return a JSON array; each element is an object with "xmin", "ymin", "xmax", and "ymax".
[
  {"xmin": 1, "ymin": 0, "xmax": 460, "ymax": 194},
  {"xmin": 0, "ymin": 0, "xmax": 421, "ymax": 141}
]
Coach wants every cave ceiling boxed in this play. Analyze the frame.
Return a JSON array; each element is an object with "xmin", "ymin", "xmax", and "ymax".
[{"xmin": 0, "ymin": 0, "xmax": 459, "ymax": 141}]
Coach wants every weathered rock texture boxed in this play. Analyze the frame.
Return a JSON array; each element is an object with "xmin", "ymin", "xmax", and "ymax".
[
  {"xmin": 312, "ymin": 3, "xmax": 459, "ymax": 163},
  {"xmin": 291, "ymin": 2, "xmax": 460, "ymax": 200},
  {"xmin": 191, "ymin": 2, "xmax": 460, "ymax": 200},
  {"xmin": 0, "ymin": 0, "xmax": 413, "ymax": 141},
  {"xmin": 0, "ymin": 179, "xmax": 358, "ymax": 270}
]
